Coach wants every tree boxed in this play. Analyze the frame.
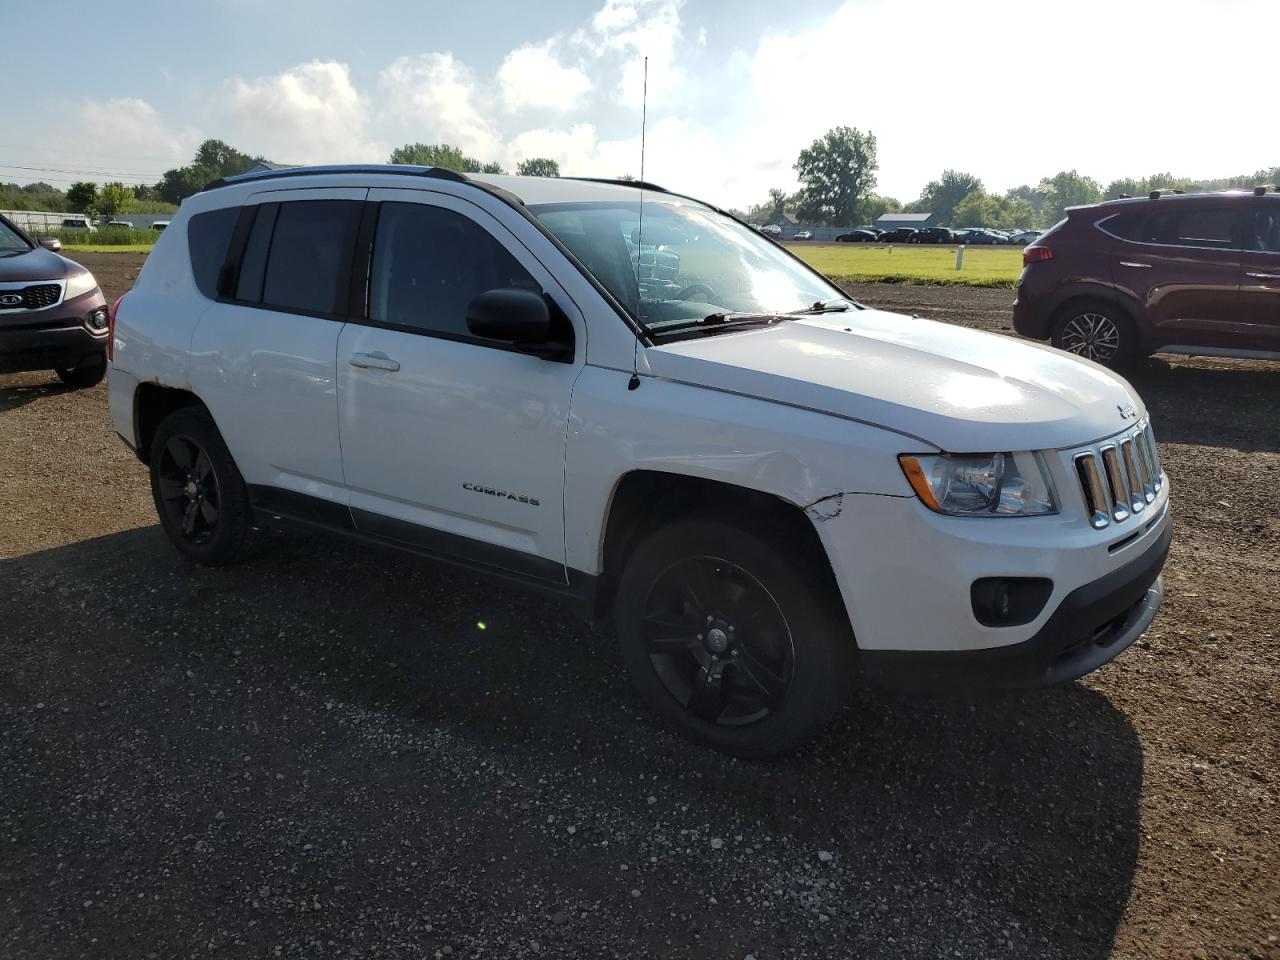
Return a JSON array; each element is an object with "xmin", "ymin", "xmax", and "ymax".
[
  {"xmin": 388, "ymin": 143, "xmax": 503, "ymax": 174},
  {"xmin": 66, "ymin": 181, "xmax": 99, "ymax": 214},
  {"xmin": 158, "ymin": 139, "xmax": 262, "ymax": 205},
  {"xmin": 615, "ymin": 173, "xmax": 636, "ymax": 181},
  {"xmin": 1037, "ymin": 170, "xmax": 1102, "ymax": 224},
  {"xmin": 953, "ymin": 190, "xmax": 996, "ymax": 227},
  {"xmin": 97, "ymin": 182, "xmax": 135, "ymax": 217},
  {"xmin": 517, "ymin": 157, "xmax": 560, "ymax": 178},
  {"xmin": 861, "ymin": 194, "xmax": 901, "ymax": 224},
  {"xmin": 478, "ymin": 161, "xmax": 505, "ymax": 174},
  {"xmin": 792, "ymin": 126, "xmax": 878, "ymax": 226},
  {"xmin": 767, "ymin": 187, "xmax": 788, "ymax": 221},
  {"xmin": 913, "ymin": 170, "xmax": 983, "ymax": 225}
]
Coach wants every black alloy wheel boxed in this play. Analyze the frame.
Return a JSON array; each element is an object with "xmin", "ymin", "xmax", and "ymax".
[
  {"xmin": 640, "ymin": 555, "xmax": 794, "ymax": 726},
  {"xmin": 155, "ymin": 434, "xmax": 222, "ymax": 545}
]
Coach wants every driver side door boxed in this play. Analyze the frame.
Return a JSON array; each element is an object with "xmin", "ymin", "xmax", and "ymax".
[{"xmin": 335, "ymin": 189, "xmax": 585, "ymax": 584}]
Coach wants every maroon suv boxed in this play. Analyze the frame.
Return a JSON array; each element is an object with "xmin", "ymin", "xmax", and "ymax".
[
  {"xmin": 0, "ymin": 213, "xmax": 109, "ymax": 388},
  {"xmin": 1013, "ymin": 189, "xmax": 1280, "ymax": 369}
]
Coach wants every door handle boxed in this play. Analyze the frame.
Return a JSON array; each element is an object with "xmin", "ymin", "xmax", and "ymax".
[
  {"xmin": 1245, "ymin": 272, "xmax": 1280, "ymax": 280},
  {"xmin": 1118, "ymin": 261, "xmax": 1152, "ymax": 269},
  {"xmin": 348, "ymin": 352, "xmax": 400, "ymax": 372}
]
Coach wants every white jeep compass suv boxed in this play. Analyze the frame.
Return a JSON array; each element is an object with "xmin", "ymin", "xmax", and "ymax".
[{"xmin": 107, "ymin": 165, "xmax": 1171, "ymax": 757}]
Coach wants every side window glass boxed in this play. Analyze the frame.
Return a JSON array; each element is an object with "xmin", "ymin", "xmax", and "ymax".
[
  {"xmin": 369, "ymin": 202, "xmax": 540, "ymax": 338},
  {"xmin": 1137, "ymin": 207, "xmax": 1238, "ymax": 249},
  {"xmin": 236, "ymin": 204, "xmax": 277, "ymax": 302},
  {"xmin": 187, "ymin": 207, "xmax": 239, "ymax": 299},
  {"xmin": 260, "ymin": 200, "xmax": 362, "ymax": 315},
  {"xmin": 1249, "ymin": 208, "xmax": 1280, "ymax": 253}
]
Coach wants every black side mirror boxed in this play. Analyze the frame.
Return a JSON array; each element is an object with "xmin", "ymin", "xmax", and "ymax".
[
  {"xmin": 466, "ymin": 288, "xmax": 573, "ymax": 361},
  {"xmin": 38, "ymin": 237, "xmax": 62, "ymax": 252}
]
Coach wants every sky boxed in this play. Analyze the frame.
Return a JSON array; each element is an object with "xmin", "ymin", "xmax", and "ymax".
[{"xmin": 1, "ymin": 0, "xmax": 1273, "ymax": 210}]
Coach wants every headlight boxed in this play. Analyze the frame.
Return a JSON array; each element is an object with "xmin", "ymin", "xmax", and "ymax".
[
  {"xmin": 898, "ymin": 452, "xmax": 1057, "ymax": 517},
  {"xmin": 64, "ymin": 271, "xmax": 98, "ymax": 299}
]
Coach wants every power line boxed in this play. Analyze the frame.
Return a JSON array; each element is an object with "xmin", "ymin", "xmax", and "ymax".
[
  {"xmin": 0, "ymin": 163, "xmax": 165, "ymax": 179},
  {"xmin": 0, "ymin": 143, "xmax": 185, "ymax": 164},
  {"xmin": 0, "ymin": 173, "xmax": 158, "ymax": 186}
]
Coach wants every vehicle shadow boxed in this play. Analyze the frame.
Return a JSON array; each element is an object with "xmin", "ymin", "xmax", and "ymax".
[
  {"xmin": 2, "ymin": 526, "xmax": 1142, "ymax": 960},
  {"xmin": 1129, "ymin": 356, "xmax": 1280, "ymax": 453},
  {"xmin": 0, "ymin": 374, "xmax": 66, "ymax": 413}
]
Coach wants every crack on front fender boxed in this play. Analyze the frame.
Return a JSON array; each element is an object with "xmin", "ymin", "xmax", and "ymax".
[{"xmin": 804, "ymin": 493, "xmax": 844, "ymax": 522}]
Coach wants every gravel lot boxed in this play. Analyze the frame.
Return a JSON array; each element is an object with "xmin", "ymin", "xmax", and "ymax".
[{"xmin": 1, "ymin": 253, "xmax": 1276, "ymax": 959}]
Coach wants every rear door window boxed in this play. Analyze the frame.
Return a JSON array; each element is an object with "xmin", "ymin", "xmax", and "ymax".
[
  {"xmin": 260, "ymin": 200, "xmax": 362, "ymax": 315},
  {"xmin": 1133, "ymin": 207, "xmax": 1241, "ymax": 249},
  {"xmin": 1247, "ymin": 207, "xmax": 1280, "ymax": 254},
  {"xmin": 187, "ymin": 207, "xmax": 239, "ymax": 299}
]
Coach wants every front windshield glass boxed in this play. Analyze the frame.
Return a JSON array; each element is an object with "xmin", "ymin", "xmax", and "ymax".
[
  {"xmin": 530, "ymin": 201, "xmax": 845, "ymax": 335},
  {"xmin": 0, "ymin": 218, "xmax": 32, "ymax": 256}
]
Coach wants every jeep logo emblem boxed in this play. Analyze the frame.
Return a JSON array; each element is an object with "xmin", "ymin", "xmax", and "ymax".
[
  {"xmin": 1117, "ymin": 402, "xmax": 1137, "ymax": 420},
  {"xmin": 0, "ymin": 294, "xmax": 22, "ymax": 307}
]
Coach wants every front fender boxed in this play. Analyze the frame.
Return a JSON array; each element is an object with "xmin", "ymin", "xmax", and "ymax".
[{"xmin": 563, "ymin": 366, "xmax": 922, "ymax": 574}]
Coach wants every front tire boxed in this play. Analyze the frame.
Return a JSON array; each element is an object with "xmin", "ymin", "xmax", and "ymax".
[
  {"xmin": 1051, "ymin": 300, "xmax": 1138, "ymax": 370},
  {"xmin": 55, "ymin": 355, "xmax": 106, "ymax": 389},
  {"xmin": 613, "ymin": 519, "xmax": 854, "ymax": 758},
  {"xmin": 149, "ymin": 407, "xmax": 260, "ymax": 565}
]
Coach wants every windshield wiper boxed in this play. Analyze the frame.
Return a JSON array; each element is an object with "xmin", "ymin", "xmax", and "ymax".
[
  {"xmin": 788, "ymin": 298, "xmax": 853, "ymax": 315},
  {"xmin": 648, "ymin": 312, "xmax": 785, "ymax": 337}
]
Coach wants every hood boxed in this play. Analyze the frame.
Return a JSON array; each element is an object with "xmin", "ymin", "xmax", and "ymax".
[
  {"xmin": 644, "ymin": 309, "xmax": 1144, "ymax": 452},
  {"xmin": 0, "ymin": 246, "xmax": 79, "ymax": 282}
]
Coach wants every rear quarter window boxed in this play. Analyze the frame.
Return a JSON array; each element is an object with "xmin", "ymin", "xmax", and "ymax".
[{"xmin": 187, "ymin": 207, "xmax": 240, "ymax": 299}]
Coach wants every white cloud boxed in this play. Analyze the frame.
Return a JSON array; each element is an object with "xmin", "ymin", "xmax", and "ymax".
[
  {"xmin": 498, "ymin": 42, "xmax": 591, "ymax": 112},
  {"xmin": 575, "ymin": 0, "xmax": 686, "ymax": 107},
  {"xmin": 78, "ymin": 98, "xmax": 198, "ymax": 171},
  {"xmin": 223, "ymin": 60, "xmax": 379, "ymax": 164},
  {"xmin": 378, "ymin": 53, "xmax": 500, "ymax": 159}
]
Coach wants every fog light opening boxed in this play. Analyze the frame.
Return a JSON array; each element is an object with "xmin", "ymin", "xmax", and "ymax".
[
  {"xmin": 971, "ymin": 577, "xmax": 1053, "ymax": 628},
  {"xmin": 85, "ymin": 308, "xmax": 109, "ymax": 335}
]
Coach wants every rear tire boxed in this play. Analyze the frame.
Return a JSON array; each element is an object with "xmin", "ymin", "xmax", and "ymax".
[
  {"xmin": 613, "ymin": 518, "xmax": 854, "ymax": 758},
  {"xmin": 55, "ymin": 355, "xmax": 106, "ymax": 389},
  {"xmin": 149, "ymin": 407, "xmax": 260, "ymax": 566},
  {"xmin": 1051, "ymin": 300, "xmax": 1138, "ymax": 371}
]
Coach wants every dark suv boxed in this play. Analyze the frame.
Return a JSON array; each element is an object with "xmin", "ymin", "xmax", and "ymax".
[
  {"xmin": 0, "ymin": 214, "xmax": 109, "ymax": 387},
  {"xmin": 1013, "ymin": 189, "xmax": 1280, "ymax": 369}
]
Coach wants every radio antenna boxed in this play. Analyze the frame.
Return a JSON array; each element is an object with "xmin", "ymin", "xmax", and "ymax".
[{"xmin": 627, "ymin": 55, "xmax": 648, "ymax": 392}]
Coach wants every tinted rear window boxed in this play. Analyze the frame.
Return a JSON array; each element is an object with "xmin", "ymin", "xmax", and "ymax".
[
  {"xmin": 260, "ymin": 200, "xmax": 362, "ymax": 315},
  {"xmin": 187, "ymin": 207, "xmax": 239, "ymax": 299}
]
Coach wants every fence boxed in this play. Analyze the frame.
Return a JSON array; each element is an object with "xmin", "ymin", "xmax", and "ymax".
[{"xmin": 2, "ymin": 209, "xmax": 68, "ymax": 234}]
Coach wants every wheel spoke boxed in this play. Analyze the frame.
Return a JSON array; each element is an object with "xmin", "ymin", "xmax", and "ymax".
[
  {"xmin": 195, "ymin": 450, "xmax": 213, "ymax": 482},
  {"xmin": 200, "ymin": 498, "xmax": 219, "ymax": 524},
  {"xmin": 181, "ymin": 499, "xmax": 199, "ymax": 535},
  {"xmin": 682, "ymin": 558, "xmax": 721, "ymax": 612},
  {"xmin": 642, "ymin": 611, "xmax": 700, "ymax": 653},
  {"xmin": 687, "ymin": 665, "xmax": 725, "ymax": 722},
  {"xmin": 157, "ymin": 477, "xmax": 186, "ymax": 501},
  {"xmin": 732, "ymin": 647, "xmax": 787, "ymax": 703},
  {"xmin": 166, "ymin": 436, "xmax": 194, "ymax": 471}
]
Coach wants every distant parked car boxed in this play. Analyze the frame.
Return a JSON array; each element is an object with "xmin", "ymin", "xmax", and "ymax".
[
  {"xmin": 1008, "ymin": 229, "xmax": 1042, "ymax": 245},
  {"xmin": 792, "ymin": 230, "xmax": 813, "ymax": 241},
  {"xmin": 964, "ymin": 229, "xmax": 1005, "ymax": 245},
  {"xmin": 835, "ymin": 229, "xmax": 879, "ymax": 243},
  {"xmin": 151, "ymin": 220, "xmax": 171, "ymax": 232},
  {"xmin": 107, "ymin": 220, "xmax": 134, "ymax": 228},
  {"xmin": 61, "ymin": 216, "xmax": 95, "ymax": 232},
  {"xmin": 878, "ymin": 228, "xmax": 917, "ymax": 243},
  {"xmin": 759, "ymin": 224, "xmax": 782, "ymax": 238},
  {"xmin": 1014, "ymin": 188, "xmax": 1280, "ymax": 369},
  {"xmin": 909, "ymin": 227, "xmax": 955, "ymax": 244}
]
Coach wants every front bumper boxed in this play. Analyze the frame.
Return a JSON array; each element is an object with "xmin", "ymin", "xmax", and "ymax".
[
  {"xmin": 861, "ymin": 523, "xmax": 1169, "ymax": 691},
  {"xmin": 0, "ymin": 290, "xmax": 108, "ymax": 374},
  {"xmin": 814, "ymin": 477, "xmax": 1172, "ymax": 690}
]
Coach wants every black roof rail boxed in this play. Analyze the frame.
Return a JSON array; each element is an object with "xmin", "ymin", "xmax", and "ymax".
[
  {"xmin": 564, "ymin": 176, "xmax": 671, "ymax": 193},
  {"xmin": 201, "ymin": 164, "xmax": 470, "ymax": 193}
]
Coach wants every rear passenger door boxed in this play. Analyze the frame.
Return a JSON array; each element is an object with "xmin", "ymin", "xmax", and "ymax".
[
  {"xmin": 335, "ymin": 190, "xmax": 584, "ymax": 584},
  {"xmin": 1237, "ymin": 203, "xmax": 1280, "ymax": 352},
  {"xmin": 188, "ymin": 188, "xmax": 364, "ymax": 515},
  {"xmin": 1117, "ymin": 204, "xmax": 1243, "ymax": 347}
]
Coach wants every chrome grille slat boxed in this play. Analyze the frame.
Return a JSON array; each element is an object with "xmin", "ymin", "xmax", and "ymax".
[{"xmin": 1071, "ymin": 421, "xmax": 1163, "ymax": 529}]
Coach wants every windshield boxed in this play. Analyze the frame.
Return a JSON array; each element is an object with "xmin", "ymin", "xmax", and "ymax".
[
  {"xmin": 530, "ymin": 200, "xmax": 846, "ymax": 335},
  {"xmin": 0, "ymin": 217, "xmax": 32, "ymax": 256}
]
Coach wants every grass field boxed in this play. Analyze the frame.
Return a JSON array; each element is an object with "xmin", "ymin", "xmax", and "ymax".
[
  {"xmin": 60, "ymin": 241, "xmax": 1026, "ymax": 287},
  {"xmin": 62, "ymin": 244, "xmax": 156, "ymax": 254},
  {"xmin": 789, "ymin": 243, "xmax": 1023, "ymax": 287}
]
